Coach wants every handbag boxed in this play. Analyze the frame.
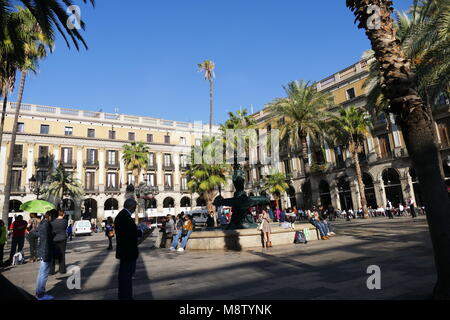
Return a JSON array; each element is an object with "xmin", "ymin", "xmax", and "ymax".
[{"xmin": 181, "ymin": 229, "xmax": 189, "ymax": 237}]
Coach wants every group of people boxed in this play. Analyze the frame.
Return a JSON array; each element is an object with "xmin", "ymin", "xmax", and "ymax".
[{"xmin": 156, "ymin": 213, "xmax": 194, "ymax": 252}]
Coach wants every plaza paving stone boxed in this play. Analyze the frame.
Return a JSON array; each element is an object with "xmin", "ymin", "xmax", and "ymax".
[{"xmin": 0, "ymin": 216, "xmax": 437, "ymax": 300}]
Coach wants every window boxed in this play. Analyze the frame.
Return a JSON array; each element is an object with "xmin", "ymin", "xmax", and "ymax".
[
  {"xmin": 147, "ymin": 134, "xmax": 153, "ymax": 143},
  {"xmin": 107, "ymin": 173, "xmax": 118, "ymax": 189},
  {"xmin": 13, "ymin": 145, "xmax": 23, "ymax": 162},
  {"xmin": 11, "ymin": 170, "xmax": 22, "ymax": 188},
  {"xmin": 346, "ymin": 88, "xmax": 356, "ymax": 100},
  {"xmin": 40, "ymin": 125, "xmax": 50, "ymax": 135},
  {"xmin": 164, "ymin": 135, "xmax": 170, "ymax": 144},
  {"xmin": 284, "ymin": 160, "xmax": 292, "ymax": 174},
  {"xmin": 64, "ymin": 127, "xmax": 73, "ymax": 136},
  {"xmin": 86, "ymin": 149, "xmax": 98, "ymax": 164},
  {"xmin": 378, "ymin": 134, "xmax": 392, "ymax": 159},
  {"xmin": 127, "ymin": 173, "xmax": 135, "ymax": 185},
  {"xmin": 164, "ymin": 154, "xmax": 172, "ymax": 167},
  {"xmin": 37, "ymin": 170, "xmax": 48, "ymax": 184},
  {"xmin": 62, "ymin": 148, "xmax": 73, "ymax": 164},
  {"xmin": 181, "ymin": 177, "xmax": 188, "ymax": 190},
  {"xmin": 195, "ymin": 139, "xmax": 201, "ymax": 147},
  {"xmin": 107, "ymin": 151, "xmax": 118, "ymax": 165},
  {"xmin": 144, "ymin": 173, "xmax": 156, "ymax": 187},
  {"xmin": 180, "ymin": 154, "xmax": 188, "ymax": 168},
  {"xmin": 85, "ymin": 172, "xmax": 96, "ymax": 190},
  {"xmin": 38, "ymin": 146, "xmax": 49, "ymax": 158},
  {"xmin": 180, "ymin": 137, "xmax": 187, "ymax": 145},
  {"xmin": 164, "ymin": 174, "xmax": 173, "ymax": 189},
  {"xmin": 87, "ymin": 129, "xmax": 95, "ymax": 138},
  {"xmin": 109, "ymin": 130, "xmax": 116, "ymax": 140},
  {"xmin": 148, "ymin": 153, "xmax": 155, "ymax": 167},
  {"xmin": 16, "ymin": 123, "xmax": 24, "ymax": 133},
  {"xmin": 128, "ymin": 132, "xmax": 135, "ymax": 141}
]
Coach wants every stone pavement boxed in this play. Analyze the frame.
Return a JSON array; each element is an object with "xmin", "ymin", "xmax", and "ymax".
[{"xmin": 0, "ymin": 216, "xmax": 437, "ymax": 300}]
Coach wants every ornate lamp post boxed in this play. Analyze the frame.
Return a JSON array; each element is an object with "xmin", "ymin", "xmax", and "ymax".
[{"xmin": 29, "ymin": 175, "xmax": 48, "ymax": 200}]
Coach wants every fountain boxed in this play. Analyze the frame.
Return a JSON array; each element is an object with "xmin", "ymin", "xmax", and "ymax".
[{"xmin": 214, "ymin": 164, "xmax": 271, "ymax": 229}]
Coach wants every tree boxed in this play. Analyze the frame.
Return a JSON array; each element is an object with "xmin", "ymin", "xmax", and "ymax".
[
  {"xmin": 261, "ymin": 168, "xmax": 289, "ymax": 210},
  {"xmin": 267, "ymin": 80, "xmax": 334, "ymax": 173},
  {"xmin": 43, "ymin": 163, "xmax": 84, "ymax": 209},
  {"xmin": 198, "ymin": 60, "xmax": 215, "ymax": 134},
  {"xmin": 347, "ymin": 0, "xmax": 450, "ymax": 299},
  {"xmin": 1, "ymin": 8, "xmax": 53, "ymax": 223},
  {"xmin": 122, "ymin": 142, "xmax": 149, "ymax": 223},
  {"xmin": 327, "ymin": 106, "xmax": 372, "ymax": 218},
  {"xmin": 186, "ymin": 137, "xmax": 229, "ymax": 227}
]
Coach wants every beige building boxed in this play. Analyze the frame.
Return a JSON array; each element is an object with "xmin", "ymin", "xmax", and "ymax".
[
  {"xmin": 246, "ymin": 59, "xmax": 450, "ymax": 211},
  {"xmin": 0, "ymin": 102, "xmax": 222, "ymax": 221}
]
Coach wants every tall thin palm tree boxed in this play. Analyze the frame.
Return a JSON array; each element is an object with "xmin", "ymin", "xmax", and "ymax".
[
  {"xmin": 1, "ymin": 8, "xmax": 53, "ymax": 223},
  {"xmin": 198, "ymin": 60, "xmax": 215, "ymax": 134},
  {"xmin": 347, "ymin": 0, "xmax": 450, "ymax": 299},
  {"xmin": 327, "ymin": 106, "xmax": 372, "ymax": 218},
  {"xmin": 267, "ymin": 80, "xmax": 334, "ymax": 173},
  {"xmin": 122, "ymin": 142, "xmax": 149, "ymax": 223}
]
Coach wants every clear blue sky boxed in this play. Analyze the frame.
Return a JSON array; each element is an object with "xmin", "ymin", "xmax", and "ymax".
[{"xmin": 12, "ymin": 0, "xmax": 413, "ymax": 124}]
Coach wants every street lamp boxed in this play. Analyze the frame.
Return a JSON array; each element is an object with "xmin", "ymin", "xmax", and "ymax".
[{"xmin": 29, "ymin": 174, "xmax": 48, "ymax": 200}]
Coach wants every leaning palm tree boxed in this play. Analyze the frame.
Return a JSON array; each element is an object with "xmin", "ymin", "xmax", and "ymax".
[
  {"xmin": 266, "ymin": 80, "xmax": 334, "ymax": 174},
  {"xmin": 186, "ymin": 137, "xmax": 230, "ymax": 227},
  {"xmin": 327, "ymin": 106, "xmax": 372, "ymax": 219},
  {"xmin": 198, "ymin": 60, "xmax": 215, "ymax": 134},
  {"xmin": 43, "ymin": 163, "xmax": 84, "ymax": 210},
  {"xmin": 347, "ymin": 0, "xmax": 450, "ymax": 299},
  {"xmin": 1, "ymin": 8, "xmax": 53, "ymax": 223},
  {"xmin": 261, "ymin": 168, "xmax": 289, "ymax": 210},
  {"xmin": 122, "ymin": 142, "xmax": 149, "ymax": 223}
]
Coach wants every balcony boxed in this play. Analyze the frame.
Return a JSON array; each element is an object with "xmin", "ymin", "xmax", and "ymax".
[
  {"xmin": 147, "ymin": 163, "xmax": 157, "ymax": 171},
  {"xmin": 84, "ymin": 160, "xmax": 99, "ymax": 169},
  {"xmin": 61, "ymin": 160, "xmax": 77, "ymax": 169},
  {"xmin": 35, "ymin": 157, "xmax": 51, "ymax": 168},
  {"xmin": 180, "ymin": 163, "xmax": 190, "ymax": 170},
  {"xmin": 105, "ymin": 161, "xmax": 120, "ymax": 169},
  {"xmin": 105, "ymin": 186, "xmax": 121, "ymax": 194},
  {"xmin": 163, "ymin": 163, "xmax": 175, "ymax": 171},
  {"xmin": 11, "ymin": 186, "xmax": 26, "ymax": 195},
  {"xmin": 12, "ymin": 159, "xmax": 27, "ymax": 168},
  {"xmin": 164, "ymin": 185, "xmax": 174, "ymax": 191},
  {"xmin": 84, "ymin": 187, "xmax": 100, "ymax": 194}
]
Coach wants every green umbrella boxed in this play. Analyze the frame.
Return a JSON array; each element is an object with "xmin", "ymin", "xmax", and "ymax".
[{"xmin": 20, "ymin": 200, "xmax": 56, "ymax": 214}]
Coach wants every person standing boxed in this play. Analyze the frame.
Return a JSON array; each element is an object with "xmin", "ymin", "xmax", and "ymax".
[
  {"xmin": 178, "ymin": 215, "xmax": 194, "ymax": 252},
  {"xmin": 114, "ymin": 199, "xmax": 142, "ymax": 300},
  {"xmin": 67, "ymin": 223, "xmax": 73, "ymax": 242},
  {"xmin": 0, "ymin": 220, "xmax": 7, "ymax": 266},
  {"xmin": 160, "ymin": 215, "xmax": 174, "ymax": 248},
  {"xmin": 387, "ymin": 201, "xmax": 394, "ymax": 219},
  {"xmin": 169, "ymin": 213, "xmax": 185, "ymax": 251},
  {"xmin": 50, "ymin": 210, "xmax": 68, "ymax": 275},
  {"xmin": 409, "ymin": 198, "xmax": 417, "ymax": 218},
  {"xmin": 8, "ymin": 215, "xmax": 28, "ymax": 264},
  {"xmin": 27, "ymin": 213, "xmax": 41, "ymax": 263},
  {"xmin": 35, "ymin": 211, "xmax": 55, "ymax": 300},
  {"xmin": 260, "ymin": 210, "xmax": 272, "ymax": 248},
  {"xmin": 105, "ymin": 217, "xmax": 115, "ymax": 250}
]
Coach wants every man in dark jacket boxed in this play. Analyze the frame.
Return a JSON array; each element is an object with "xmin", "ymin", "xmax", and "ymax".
[
  {"xmin": 114, "ymin": 199, "xmax": 141, "ymax": 300},
  {"xmin": 35, "ymin": 210, "xmax": 55, "ymax": 300}
]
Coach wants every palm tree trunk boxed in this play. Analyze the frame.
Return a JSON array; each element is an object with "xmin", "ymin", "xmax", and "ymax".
[
  {"xmin": 350, "ymin": 142, "xmax": 369, "ymax": 218},
  {"xmin": 205, "ymin": 192, "xmax": 217, "ymax": 227},
  {"xmin": 209, "ymin": 79, "xmax": 213, "ymax": 135},
  {"xmin": 0, "ymin": 90, "xmax": 9, "ymax": 152},
  {"xmin": 134, "ymin": 171, "xmax": 140, "ymax": 224},
  {"xmin": 2, "ymin": 72, "xmax": 26, "ymax": 223},
  {"xmin": 348, "ymin": 0, "xmax": 450, "ymax": 298}
]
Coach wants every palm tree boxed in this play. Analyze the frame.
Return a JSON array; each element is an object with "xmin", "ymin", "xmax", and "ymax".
[
  {"xmin": 43, "ymin": 163, "xmax": 84, "ymax": 210},
  {"xmin": 267, "ymin": 80, "xmax": 334, "ymax": 173},
  {"xmin": 347, "ymin": 0, "xmax": 450, "ymax": 299},
  {"xmin": 122, "ymin": 142, "xmax": 149, "ymax": 222},
  {"xmin": 327, "ymin": 106, "xmax": 372, "ymax": 218},
  {"xmin": 261, "ymin": 168, "xmax": 289, "ymax": 210},
  {"xmin": 1, "ymin": 8, "xmax": 53, "ymax": 223},
  {"xmin": 186, "ymin": 137, "xmax": 229, "ymax": 227},
  {"xmin": 0, "ymin": 0, "xmax": 95, "ymax": 50},
  {"xmin": 198, "ymin": 60, "xmax": 215, "ymax": 134}
]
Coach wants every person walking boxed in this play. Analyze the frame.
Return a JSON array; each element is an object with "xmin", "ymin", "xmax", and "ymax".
[
  {"xmin": 114, "ymin": 199, "xmax": 142, "ymax": 300},
  {"xmin": 50, "ymin": 210, "xmax": 68, "ymax": 275},
  {"xmin": 386, "ymin": 201, "xmax": 394, "ymax": 219},
  {"xmin": 409, "ymin": 198, "xmax": 417, "ymax": 218},
  {"xmin": 35, "ymin": 210, "xmax": 55, "ymax": 300},
  {"xmin": 26, "ymin": 213, "xmax": 41, "ymax": 263},
  {"xmin": 67, "ymin": 223, "xmax": 73, "ymax": 242},
  {"xmin": 275, "ymin": 207, "xmax": 281, "ymax": 222},
  {"xmin": 178, "ymin": 215, "xmax": 194, "ymax": 252},
  {"xmin": 169, "ymin": 213, "xmax": 185, "ymax": 251},
  {"xmin": 105, "ymin": 217, "xmax": 115, "ymax": 250},
  {"xmin": 7, "ymin": 215, "xmax": 28, "ymax": 265},
  {"xmin": 259, "ymin": 210, "xmax": 272, "ymax": 248},
  {"xmin": 0, "ymin": 220, "xmax": 7, "ymax": 267}
]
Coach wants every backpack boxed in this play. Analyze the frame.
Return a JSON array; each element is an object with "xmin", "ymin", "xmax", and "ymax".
[
  {"xmin": 294, "ymin": 231, "xmax": 308, "ymax": 244},
  {"xmin": 12, "ymin": 252, "xmax": 25, "ymax": 265}
]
